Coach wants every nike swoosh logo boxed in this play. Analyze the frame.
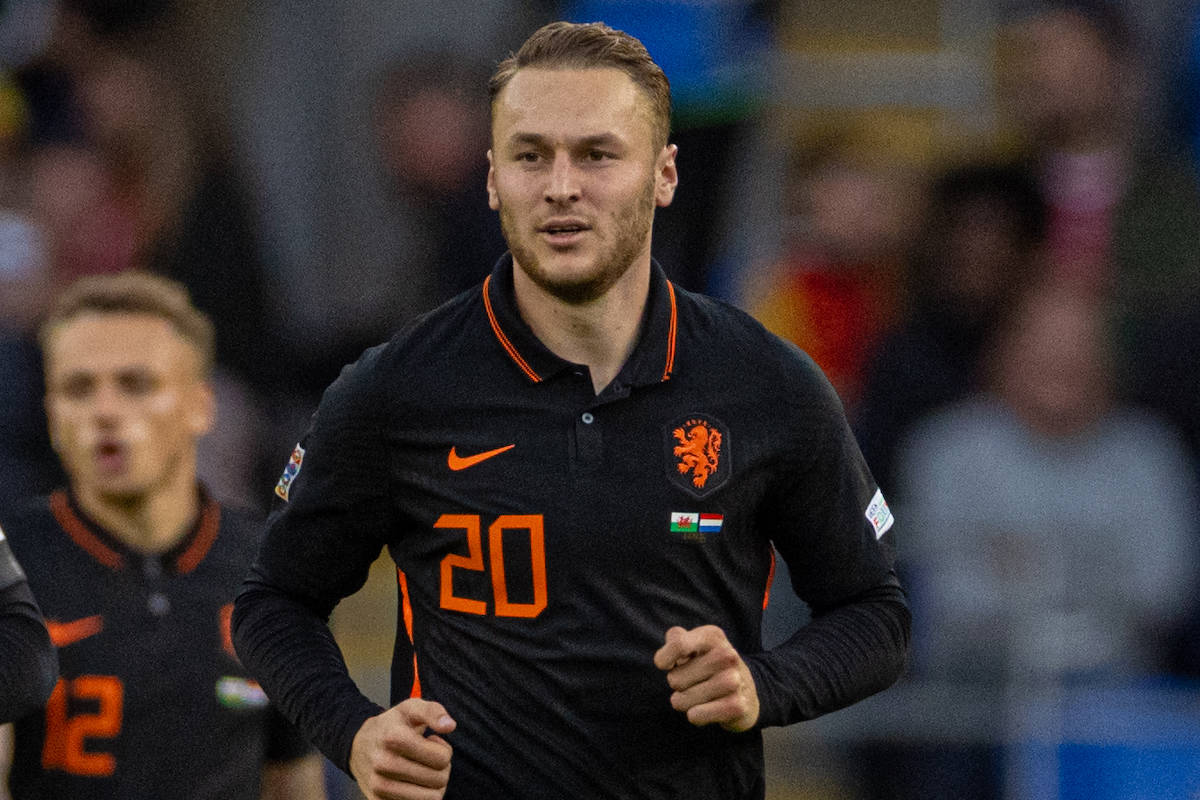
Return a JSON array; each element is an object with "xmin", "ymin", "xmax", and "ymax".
[
  {"xmin": 448, "ymin": 444, "xmax": 515, "ymax": 471},
  {"xmin": 47, "ymin": 615, "xmax": 105, "ymax": 647}
]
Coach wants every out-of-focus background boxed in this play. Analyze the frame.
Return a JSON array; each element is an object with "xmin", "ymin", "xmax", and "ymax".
[{"xmin": 2, "ymin": 1, "xmax": 1199, "ymax": 798}]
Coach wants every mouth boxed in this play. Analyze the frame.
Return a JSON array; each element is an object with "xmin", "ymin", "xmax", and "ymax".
[
  {"xmin": 538, "ymin": 220, "xmax": 591, "ymax": 244},
  {"xmin": 93, "ymin": 439, "xmax": 128, "ymax": 474}
]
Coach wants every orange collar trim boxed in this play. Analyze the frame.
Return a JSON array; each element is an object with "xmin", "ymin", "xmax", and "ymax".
[
  {"xmin": 50, "ymin": 490, "xmax": 221, "ymax": 573},
  {"xmin": 483, "ymin": 274, "xmax": 543, "ymax": 383},
  {"xmin": 482, "ymin": 272, "xmax": 679, "ymax": 385}
]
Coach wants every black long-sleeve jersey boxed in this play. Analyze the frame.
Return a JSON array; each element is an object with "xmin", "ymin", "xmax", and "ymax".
[
  {"xmin": 235, "ymin": 257, "xmax": 910, "ymax": 799},
  {"xmin": 0, "ymin": 531, "xmax": 57, "ymax": 723},
  {"xmin": 2, "ymin": 491, "xmax": 313, "ymax": 800}
]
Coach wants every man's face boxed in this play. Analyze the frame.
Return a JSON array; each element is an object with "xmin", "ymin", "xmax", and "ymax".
[
  {"xmin": 487, "ymin": 67, "xmax": 677, "ymax": 304},
  {"xmin": 44, "ymin": 312, "xmax": 213, "ymax": 504},
  {"xmin": 1000, "ymin": 10, "xmax": 1122, "ymax": 146}
]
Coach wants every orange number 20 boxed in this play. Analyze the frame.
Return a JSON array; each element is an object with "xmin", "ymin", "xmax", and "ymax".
[
  {"xmin": 41, "ymin": 675, "xmax": 124, "ymax": 776},
  {"xmin": 437, "ymin": 514, "xmax": 547, "ymax": 618}
]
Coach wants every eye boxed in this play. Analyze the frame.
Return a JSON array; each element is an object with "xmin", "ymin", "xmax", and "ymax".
[
  {"xmin": 118, "ymin": 370, "xmax": 158, "ymax": 396},
  {"xmin": 58, "ymin": 374, "xmax": 95, "ymax": 400},
  {"xmin": 516, "ymin": 151, "xmax": 541, "ymax": 163},
  {"xmin": 586, "ymin": 150, "xmax": 613, "ymax": 162}
]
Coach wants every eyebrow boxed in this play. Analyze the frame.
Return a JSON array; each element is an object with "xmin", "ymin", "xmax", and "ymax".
[{"xmin": 506, "ymin": 132, "xmax": 624, "ymax": 149}]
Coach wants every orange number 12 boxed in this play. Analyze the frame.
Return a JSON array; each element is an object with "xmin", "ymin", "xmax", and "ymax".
[
  {"xmin": 41, "ymin": 675, "xmax": 124, "ymax": 776},
  {"xmin": 437, "ymin": 514, "xmax": 547, "ymax": 618}
]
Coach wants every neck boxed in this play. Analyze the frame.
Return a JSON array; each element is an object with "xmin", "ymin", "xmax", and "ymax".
[
  {"xmin": 75, "ymin": 461, "xmax": 201, "ymax": 554},
  {"xmin": 513, "ymin": 256, "xmax": 652, "ymax": 394}
]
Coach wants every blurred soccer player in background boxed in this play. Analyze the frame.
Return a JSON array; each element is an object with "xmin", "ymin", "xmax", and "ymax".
[{"xmin": 0, "ymin": 273, "xmax": 326, "ymax": 800}]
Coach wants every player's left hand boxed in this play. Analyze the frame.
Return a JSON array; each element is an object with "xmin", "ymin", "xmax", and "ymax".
[{"xmin": 653, "ymin": 624, "xmax": 760, "ymax": 732}]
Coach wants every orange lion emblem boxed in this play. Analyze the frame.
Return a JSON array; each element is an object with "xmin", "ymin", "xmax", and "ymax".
[{"xmin": 673, "ymin": 422, "xmax": 722, "ymax": 488}]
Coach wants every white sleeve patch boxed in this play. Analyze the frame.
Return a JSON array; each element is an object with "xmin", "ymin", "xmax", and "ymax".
[{"xmin": 865, "ymin": 488, "xmax": 894, "ymax": 539}]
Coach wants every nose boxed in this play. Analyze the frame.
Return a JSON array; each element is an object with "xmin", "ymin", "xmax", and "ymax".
[
  {"xmin": 90, "ymin": 382, "xmax": 125, "ymax": 426},
  {"xmin": 544, "ymin": 153, "xmax": 581, "ymax": 205}
]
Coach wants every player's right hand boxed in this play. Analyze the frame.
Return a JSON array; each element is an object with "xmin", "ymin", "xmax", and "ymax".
[{"xmin": 350, "ymin": 698, "xmax": 456, "ymax": 800}]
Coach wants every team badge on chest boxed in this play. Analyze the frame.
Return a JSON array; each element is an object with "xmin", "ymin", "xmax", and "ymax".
[{"xmin": 665, "ymin": 414, "xmax": 730, "ymax": 497}]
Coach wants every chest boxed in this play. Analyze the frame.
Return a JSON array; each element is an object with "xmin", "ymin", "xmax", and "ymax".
[{"xmin": 380, "ymin": 377, "xmax": 788, "ymax": 625}]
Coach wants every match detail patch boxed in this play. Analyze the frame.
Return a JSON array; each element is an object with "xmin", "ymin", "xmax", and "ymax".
[
  {"xmin": 865, "ymin": 489, "xmax": 894, "ymax": 539},
  {"xmin": 670, "ymin": 512, "xmax": 698, "ymax": 533},
  {"xmin": 670, "ymin": 512, "xmax": 724, "ymax": 541},
  {"xmin": 274, "ymin": 443, "xmax": 305, "ymax": 501},
  {"xmin": 216, "ymin": 676, "xmax": 269, "ymax": 709}
]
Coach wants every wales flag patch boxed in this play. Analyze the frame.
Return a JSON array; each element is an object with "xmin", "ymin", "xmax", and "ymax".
[{"xmin": 670, "ymin": 512, "xmax": 698, "ymax": 532}]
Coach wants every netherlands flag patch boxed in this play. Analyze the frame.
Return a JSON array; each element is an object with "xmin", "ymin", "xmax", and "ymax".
[{"xmin": 698, "ymin": 513, "xmax": 723, "ymax": 533}]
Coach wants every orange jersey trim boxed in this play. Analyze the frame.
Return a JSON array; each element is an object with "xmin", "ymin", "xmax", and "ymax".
[
  {"xmin": 762, "ymin": 548, "xmax": 777, "ymax": 611},
  {"xmin": 483, "ymin": 275, "xmax": 542, "ymax": 383},
  {"xmin": 663, "ymin": 281, "xmax": 678, "ymax": 380},
  {"xmin": 174, "ymin": 500, "xmax": 221, "ymax": 574},
  {"xmin": 397, "ymin": 568, "xmax": 421, "ymax": 699},
  {"xmin": 51, "ymin": 491, "xmax": 123, "ymax": 570}
]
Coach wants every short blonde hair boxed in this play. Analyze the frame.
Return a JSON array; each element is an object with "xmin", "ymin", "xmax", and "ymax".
[
  {"xmin": 39, "ymin": 272, "xmax": 215, "ymax": 376},
  {"xmin": 489, "ymin": 21, "xmax": 672, "ymax": 149}
]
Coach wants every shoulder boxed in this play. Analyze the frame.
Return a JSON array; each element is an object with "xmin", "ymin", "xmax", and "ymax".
[
  {"xmin": 208, "ymin": 502, "xmax": 269, "ymax": 562},
  {"xmin": 902, "ymin": 396, "xmax": 1011, "ymax": 454},
  {"xmin": 317, "ymin": 287, "xmax": 485, "ymax": 414},
  {"xmin": 0, "ymin": 495, "xmax": 60, "ymax": 561},
  {"xmin": 673, "ymin": 286, "xmax": 843, "ymax": 412}
]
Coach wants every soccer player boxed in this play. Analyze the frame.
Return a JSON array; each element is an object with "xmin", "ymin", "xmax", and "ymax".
[
  {"xmin": 234, "ymin": 21, "xmax": 910, "ymax": 800},
  {"xmin": 0, "ymin": 533, "xmax": 57, "ymax": 724},
  {"xmin": 0, "ymin": 273, "xmax": 326, "ymax": 800}
]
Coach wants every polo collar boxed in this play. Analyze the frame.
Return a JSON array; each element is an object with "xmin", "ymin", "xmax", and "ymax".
[
  {"xmin": 482, "ymin": 253, "xmax": 679, "ymax": 387},
  {"xmin": 50, "ymin": 488, "xmax": 222, "ymax": 574}
]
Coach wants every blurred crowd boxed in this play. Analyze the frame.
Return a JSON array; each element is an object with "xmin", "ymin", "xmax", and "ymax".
[{"xmin": 2, "ymin": 1, "xmax": 1200, "ymax": 798}]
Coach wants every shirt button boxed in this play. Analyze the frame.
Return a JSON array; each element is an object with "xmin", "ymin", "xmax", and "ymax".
[
  {"xmin": 147, "ymin": 592, "xmax": 171, "ymax": 617},
  {"xmin": 581, "ymin": 412, "xmax": 594, "ymax": 424}
]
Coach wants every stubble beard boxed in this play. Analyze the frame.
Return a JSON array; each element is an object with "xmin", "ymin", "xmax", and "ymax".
[{"xmin": 500, "ymin": 178, "xmax": 657, "ymax": 305}]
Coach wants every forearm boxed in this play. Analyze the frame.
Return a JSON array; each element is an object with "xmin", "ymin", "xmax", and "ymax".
[
  {"xmin": 0, "ymin": 583, "xmax": 58, "ymax": 724},
  {"xmin": 745, "ymin": 581, "xmax": 910, "ymax": 727},
  {"xmin": 233, "ymin": 579, "xmax": 383, "ymax": 774}
]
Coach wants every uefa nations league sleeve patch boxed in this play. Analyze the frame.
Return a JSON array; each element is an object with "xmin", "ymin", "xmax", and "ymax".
[
  {"xmin": 865, "ymin": 488, "xmax": 894, "ymax": 539},
  {"xmin": 274, "ymin": 443, "xmax": 305, "ymax": 501}
]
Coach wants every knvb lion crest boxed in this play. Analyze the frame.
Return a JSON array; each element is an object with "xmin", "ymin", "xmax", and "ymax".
[{"xmin": 665, "ymin": 414, "xmax": 730, "ymax": 497}]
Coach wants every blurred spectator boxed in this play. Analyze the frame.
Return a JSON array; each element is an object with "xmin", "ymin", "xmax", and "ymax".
[
  {"xmin": 371, "ymin": 52, "xmax": 507, "ymax": 312},
  {"xmin": 1, "ymin": 6, "xmax": 278, "ymax": 510},
  {"xmin": 71, "ymin": 52, "xmax": 277, "ymax": 390},
  {"xmin": 0, "ymin": 157, "xmax": 63, "ymax": 509},
  {"xmin": 560, "ymin": 0, "xmax": 776, "ymax": 293},
  {"xmin": 888, "ymin": 283, "xmax": 1198, "ymax": 798},
  {"xmin": 743, "ymin": 126, "xmax": 918, "ymax": 415},
  {"xmin": 997, "ymin": 0, "xmax": 1200, "ymax": 346},
  {"xmin": 854, "ymin": 159, "xmax": 1047, "ymax": 493}
]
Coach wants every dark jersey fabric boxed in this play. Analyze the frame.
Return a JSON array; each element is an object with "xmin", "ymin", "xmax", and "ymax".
[
  {"xmin": 2, "ymin": 490, "xmax": 312, "ymax": 800},
  {"xmin": 235, "ymin": 256, "xmax": 910, "ymax": 799},
  {"xmin": 0, "ymin": 534, "xmax": 58, "ymax": 723}
]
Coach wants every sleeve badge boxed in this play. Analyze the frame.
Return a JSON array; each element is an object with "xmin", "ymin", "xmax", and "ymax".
[{"xmin": 274, "ymin": 443, "xmax": 305, "ymax": 501}]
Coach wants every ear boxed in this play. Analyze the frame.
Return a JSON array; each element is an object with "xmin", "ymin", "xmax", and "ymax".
[
  {"xmin": 486, "ymin": 149, "xmax": 500, "ymax": 210},
  {"xmin": 655, "ymin": 144, "xmax": 678, "ymax": 208}
]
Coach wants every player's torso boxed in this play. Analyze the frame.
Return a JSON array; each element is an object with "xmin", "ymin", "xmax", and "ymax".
[
  {"xmin": 4, "ymin": 496, "xmax": 271, "ymax": 800},
  {"xmin": 379, "ymin": 361, "xmax": 779, "ymax": 798}
]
